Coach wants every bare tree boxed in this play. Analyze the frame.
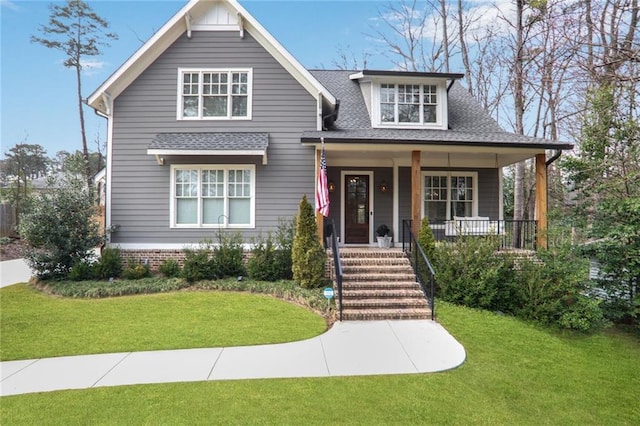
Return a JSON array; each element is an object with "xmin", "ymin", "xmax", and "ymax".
[{"xmin": 31, "ymin": 0, "xmax": 117, "ymax": 192}]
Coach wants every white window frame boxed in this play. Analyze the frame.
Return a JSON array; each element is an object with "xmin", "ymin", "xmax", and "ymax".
[
  {"xmin": 177, "ymin": 68, "xmax": 253, "ymax": 120},
  {"xmin": 421, "ymin": 171, "xmax": 478, "ymax": 221},
  {"xmin": 170, "ymin": 164, "xmax": 255, "ymax": 229},
  {"xmin": 372, "ymin": 80, "xmax": 446, "ymax": 129}
]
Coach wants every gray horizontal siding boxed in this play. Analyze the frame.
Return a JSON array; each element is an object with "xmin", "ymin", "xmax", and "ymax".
[{"xmin": 110, "ymin": 31, "xmax": 317, "ymax": 245}]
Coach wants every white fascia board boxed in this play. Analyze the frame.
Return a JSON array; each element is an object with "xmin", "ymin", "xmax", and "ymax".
[
  {"xmin": 147, "ymin": 148, "xmax": 268, "ymax": 164},
  {"xmin": 228, "ymin": 0, "xmax": 336, "ymax": 106},
  {"xmin": 88, "ymin": 0, "xmax": 198, "ymax": 112},
  {"xmin": 147, "ymin": 149, "xmax": 265, "ymax": 156},
  {"xmin": 89, "ymin": 0, "xmax": 335, "ymax": 114}
]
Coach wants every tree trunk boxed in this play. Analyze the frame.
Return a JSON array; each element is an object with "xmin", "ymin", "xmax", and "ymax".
[
  {"xmin": 458, "ymin": 0, "xmax": 473, "ymax": 95},
  {"xmin": 440, "ymin": 0, "xmax": 450, "ymax": 72},
  {"xmin": 75, "ymin": 56, "xmax": 92, "ymax": 194},
  {"xmin": 513, "ymin": 0, "xmax": 526, "ymax": 246}
]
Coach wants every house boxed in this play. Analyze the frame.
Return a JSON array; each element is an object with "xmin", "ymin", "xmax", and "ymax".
[{"xmin": 88, "ymin": 0, "xmax": 573, "ymax": 266}]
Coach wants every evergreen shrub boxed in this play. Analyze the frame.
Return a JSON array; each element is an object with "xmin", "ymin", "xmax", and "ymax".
[{"xmin": 292, "ymin": 195, "xmax": 326, "ymax": 289}]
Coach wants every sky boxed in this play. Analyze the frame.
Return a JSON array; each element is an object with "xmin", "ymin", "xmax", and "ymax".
[
  {"xmin": 0, "ymin": 0, "xmax": 514, "ymax": 158},
  {"xmin": 0, "ymin": 0, "xmax": 400, "ymax": 157}
]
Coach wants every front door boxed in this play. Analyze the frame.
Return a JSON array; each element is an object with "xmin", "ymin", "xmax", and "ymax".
[{"xmin": 345, "ymin": 174, "xmax": 370, "ymax": 243}]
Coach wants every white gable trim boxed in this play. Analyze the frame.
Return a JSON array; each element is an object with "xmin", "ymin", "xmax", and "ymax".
[{"xmin": 88, "ymin": 0, "xmax": 335, "ymax": 114}]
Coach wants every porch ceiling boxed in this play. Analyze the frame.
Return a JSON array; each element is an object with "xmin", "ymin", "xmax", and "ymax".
[{"xmin": 318, "ymin": 143, "xmax": 543, "ymax": 168}]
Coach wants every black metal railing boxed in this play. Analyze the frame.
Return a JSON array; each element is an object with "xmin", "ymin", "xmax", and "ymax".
[
  {"xmin": 428, "ymin": 219, "xmax": 538, "ymax": 250},
  {"xmin": 325, "ymin": 218, "xmax": 344, "ymax": 321},
  {"xmin": 402, "ymin": 220, "xmax": 436, "ymax": 321}
]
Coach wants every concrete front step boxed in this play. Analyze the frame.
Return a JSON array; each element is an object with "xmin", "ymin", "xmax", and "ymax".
[{"xmin": 341, "ymin": 308, "xmax": 432, "ymax": 321}]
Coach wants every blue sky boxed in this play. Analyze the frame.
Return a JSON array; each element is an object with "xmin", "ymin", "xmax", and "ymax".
[{"xmin": 1, "ymin": 0, "xmax": 395, "ymax": 157}]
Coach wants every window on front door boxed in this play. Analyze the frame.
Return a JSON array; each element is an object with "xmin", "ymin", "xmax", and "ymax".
[{"xmin": 423, "ymin": 172, "xmax": 477, "ymax": 221}]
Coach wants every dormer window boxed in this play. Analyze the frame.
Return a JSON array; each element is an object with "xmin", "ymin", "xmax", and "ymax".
[
  {"xmin": 350, "ymin": 70, "xmax": 462, "ymax": 131},
  {"xmin": 380, "ymin": 83, "xmax": 438, "ymax": 124}
]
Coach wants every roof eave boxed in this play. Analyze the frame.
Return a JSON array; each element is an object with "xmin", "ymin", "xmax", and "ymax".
[
  {"xmin": 88, "ymin": 0, "xmax": 336, "ymax": 115},
  {"xmin": 300, "ymin": 136, "xmax": 574, "ymax": 151}
]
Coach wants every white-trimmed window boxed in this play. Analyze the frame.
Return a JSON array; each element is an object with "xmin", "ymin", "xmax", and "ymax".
[
  {"xmin": 171, "ymin": 165, "xmax": 254, "ymax": 228},
  {"xmin": 178, "ymin": 69, "xmax": 252, "ymax": 120},
  {"xmin": 376, "ymin": 83, "xmax": 440, "ymax": 126},
  {"xmin": 422, "ymin": 172, "xmax": 477, "ymax": 221}
]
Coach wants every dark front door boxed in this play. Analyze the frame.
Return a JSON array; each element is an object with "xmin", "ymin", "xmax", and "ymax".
[{"xmin": 345, "ymin": 174, "xmax": 370, "ymax": 244}]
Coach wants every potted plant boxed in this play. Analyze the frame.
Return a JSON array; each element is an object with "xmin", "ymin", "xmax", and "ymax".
[{"xmin": 376, "ymin": 224, "xmax": 393, "ymax": 248}]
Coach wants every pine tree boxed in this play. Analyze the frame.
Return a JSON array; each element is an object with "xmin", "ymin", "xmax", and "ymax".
[{"xmin": 31, "ymin": 0, "xmax": 117, "ymax": 191}]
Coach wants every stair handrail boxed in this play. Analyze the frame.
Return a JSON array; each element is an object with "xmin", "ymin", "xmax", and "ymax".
[
  {"xmin": 325, "ymin": 218, "xmax": 343, "ymax": 321},
  {"xmin": 402, "ymin": 220, "xmax": 436, "ymax": 320}
]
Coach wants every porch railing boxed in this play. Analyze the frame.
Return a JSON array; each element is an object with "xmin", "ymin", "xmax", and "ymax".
[
  {"xmin": 428, "ymin": 219, "xmax": 538, "ymax": 250},
  {"xmin": 402, "ymin": 220, "xmax": 436, "ymax": 321},
  {"xmin": 325, "ymin": 218, "xmax": 344, "ymax": 321}
]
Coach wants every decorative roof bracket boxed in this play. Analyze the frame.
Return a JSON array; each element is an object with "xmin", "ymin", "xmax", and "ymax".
[
  {"xmin": 155, "ymin": 154, "xmax": 165, "ymax": 166},
  {"xmin": 185, "ymin": 12, "xmax": 192, "ymax": 39},
  {"xmin": 237, "ymin": 12, "xmax": 244, "ymax": 39},
  {"xmin": 101, "ymin": 92, "xmax": 113, "ymax": 116}
]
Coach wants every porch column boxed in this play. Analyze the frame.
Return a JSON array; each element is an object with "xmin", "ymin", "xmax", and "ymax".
[
  {"xmin": 535, "ymin": 153, "xmax": 548, "ymax": 250},
  {"xmin": 411, "ymin": 151, "xmax": 421, "ymax": 235},
  {"xmin": 315, "ymin": 148, "xmax": 324, "ymax": 243}
]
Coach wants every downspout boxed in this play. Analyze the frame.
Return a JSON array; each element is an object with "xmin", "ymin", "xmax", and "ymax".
[
  {"xmin": 546, "ymin": 149, "xmax": 562, "ymax": 167},
  {"xmin": 446, "ymin": 79, "xmax": 455, "ymax": 93}
]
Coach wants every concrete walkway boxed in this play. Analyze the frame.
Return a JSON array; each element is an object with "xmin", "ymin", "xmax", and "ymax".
[
  {"xmin": 0, "ymin": 258, "xmax": 32, "ymax": 288},
  {"xmin": 0, "ymin": 259, "xmax": 466, "ymax": 397}
]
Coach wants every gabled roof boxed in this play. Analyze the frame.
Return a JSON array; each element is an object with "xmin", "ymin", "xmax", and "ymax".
[
  {"xmin": 304, "ymin": 70, "xmax": 573, "ymax": 150},
  {"xmin": 88, "ymin": 0, "xmax": 335, "ymax": 114}
]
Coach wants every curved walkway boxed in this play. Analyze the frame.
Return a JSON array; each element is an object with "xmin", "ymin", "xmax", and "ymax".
[{"xmin": 0, "ymin": 259, "xmax": 466, "ymax": 397}]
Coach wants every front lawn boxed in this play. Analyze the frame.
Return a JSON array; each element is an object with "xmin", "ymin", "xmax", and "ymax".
[
  {"xmin": 1, "ymin": 302, "xmax": 638, "ymax": 424},
  {"xmin": 0, "ymin": 284, "xmax": 327, "ymax": 361}
]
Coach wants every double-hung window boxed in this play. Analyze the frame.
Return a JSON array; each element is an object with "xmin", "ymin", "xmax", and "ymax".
[
  {"xmin": 377, "ymin": 83, "xmax": 439, "ymax": 126},
  {"xmin": 179, "ymin": 69, "xmax": 252, "ymax": 119},
  {"xmin": 172, "ymin": 165, "xmax": 254, "ymax": 228},
  {"xmin": 423, "ymin": 172, "xmax": 477, "ymax": 221}
]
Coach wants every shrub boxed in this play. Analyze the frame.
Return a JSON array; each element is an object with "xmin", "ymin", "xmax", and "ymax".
[
  {"xmin": 69, "ymin": 259, "xmax": 96, "ymax": 281},
  {"xmin": 214, "ymin": 231, "xmax": 246, "ymax": 278},
  {"xmin": 433, "ymin": 235, "xmax": 518, "ymax": 313},
  {"xmin": 417, "ymin": 217, "xmax": 436, "ymax": 260},
  {"xmin": 182, "ymin": 241, "xmax": 217, "ymax": 283},
  {"xmin": 122, "ymin": 260, "xmax": 151, "ymax": 280},
  {"xmin": 18, "ymin": 175, "xmax": 104, "ymax": 279},
  {"xmin": 94, "ymin": 247, "xmax": 122, "ymax": 279},
  {"xmin": 515, "ymin": 245, "xmax": 604, "ymax": 331},
  {"xmin": 292, "ymin": 195, "xmax": 327, "ymax": 289},
  {"xmin": 248, "ymin": 233, "xmax": 280, "ymax": 281},
  {"xmin": 274, "ymin": 217, "xmax": 295, "ymax": 280},
  {"xmin": 159, "ymin": 258, "xmax": 181, "ymax": 278}
]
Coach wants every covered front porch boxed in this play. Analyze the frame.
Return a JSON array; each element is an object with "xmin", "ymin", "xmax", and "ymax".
[{"xmin": 313, "ymin": 143, "xmax": 551, "ymax": 251}]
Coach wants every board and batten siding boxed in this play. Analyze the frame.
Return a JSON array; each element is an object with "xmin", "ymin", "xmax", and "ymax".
[{"xmin": 109, "ymin": 31, "xmax": 318, "ymax": 245}]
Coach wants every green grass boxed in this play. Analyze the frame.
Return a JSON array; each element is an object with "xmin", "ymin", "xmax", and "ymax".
[
  {"xmin": 0, "ymin": 284, "xmax": 327, "ymax": 361},
  {"xmin": 1, "ymin": 302, "xmax": 638, "ymax": 424}
]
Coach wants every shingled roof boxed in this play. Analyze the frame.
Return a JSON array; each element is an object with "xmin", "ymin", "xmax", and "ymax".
[{"xmin": 304, "ymin": 70, "xmax": 573, "ymax": 150}]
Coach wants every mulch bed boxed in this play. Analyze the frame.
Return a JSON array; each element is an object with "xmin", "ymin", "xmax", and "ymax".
[{"xmin": 0, "ymin": 238, "xmax": 26, "ymax": 261}]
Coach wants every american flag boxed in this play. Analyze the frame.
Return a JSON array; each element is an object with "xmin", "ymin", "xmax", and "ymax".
[{"xmin": 315, "ymin": 140, "xmax": 330, "ymax": 217}]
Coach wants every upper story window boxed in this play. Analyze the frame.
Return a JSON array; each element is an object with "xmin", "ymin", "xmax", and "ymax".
[
  {"xmin": 178, "ymin": 69, "xmax": 252, "ymax": 120},
  {"xmin": 379, "ymin": 83, "xmax": 438, "ymax": 125}
]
